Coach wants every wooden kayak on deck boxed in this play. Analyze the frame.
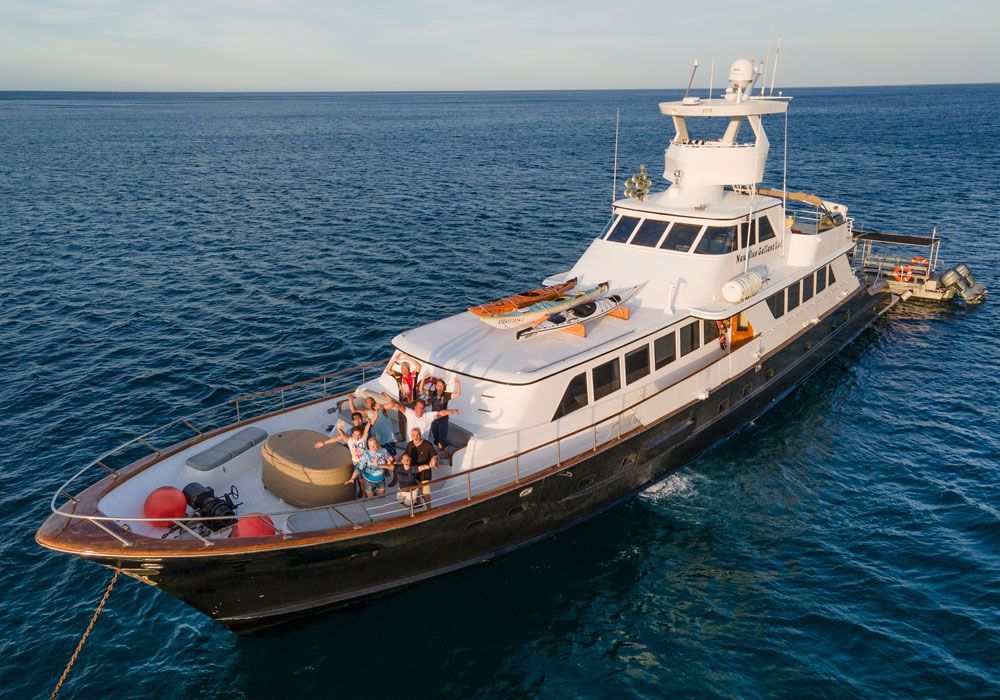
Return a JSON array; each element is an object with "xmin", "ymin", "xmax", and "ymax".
[
  {"xmin": 468, "ymin": 278, "xmax": 577, "ymax": 317},
  {"xmin": 516, "ymin": 283, "xmax": 644, "ymax": 340},
  {"xmin": 476, "ymin": 282, "xmax": 609, "ymax": 331}
]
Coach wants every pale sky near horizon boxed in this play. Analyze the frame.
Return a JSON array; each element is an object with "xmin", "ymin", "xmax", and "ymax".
[{"xmin": 1, "ymin": 0, "xmax": 997, "ymax": 91}]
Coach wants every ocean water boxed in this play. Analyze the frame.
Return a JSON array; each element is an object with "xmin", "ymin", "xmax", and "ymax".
[{"xmin": 1, "ymin": 86, "xmax": 998, "ymax": 698}]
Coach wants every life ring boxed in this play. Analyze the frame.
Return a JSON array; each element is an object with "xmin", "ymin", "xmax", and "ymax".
[
  {"xmin": 893, "ymin": 265, "xmax": 913, "ymax": 282},
  {"xmin": 910, "ymin": 256, "xmax": 928, "ymax": 269}
]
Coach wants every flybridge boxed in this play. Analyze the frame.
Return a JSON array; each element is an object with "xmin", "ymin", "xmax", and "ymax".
[{"xmin": 651, "ymin": 59, "xmax": 792, "ymax": 206}]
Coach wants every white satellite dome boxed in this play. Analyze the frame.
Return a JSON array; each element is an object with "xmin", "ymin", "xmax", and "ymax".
[{"xmin": 729, "ymin": 58, "xmax": 754, "ymax": 87}]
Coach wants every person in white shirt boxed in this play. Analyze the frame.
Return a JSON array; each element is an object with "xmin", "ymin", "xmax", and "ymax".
[{"xmin": 381, "ymin": 396, "xmax": 459, "ymax": 442}]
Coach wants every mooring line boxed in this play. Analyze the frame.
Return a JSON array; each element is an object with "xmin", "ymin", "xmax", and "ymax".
[{"xmin": 50, "ymin": 568, "xmax": 120, "ymax": 700}]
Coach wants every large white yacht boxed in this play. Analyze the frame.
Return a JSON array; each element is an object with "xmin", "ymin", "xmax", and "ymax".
[{"xmin": 38, "ymin": 60, "xmax": 900, "ymax": 632}]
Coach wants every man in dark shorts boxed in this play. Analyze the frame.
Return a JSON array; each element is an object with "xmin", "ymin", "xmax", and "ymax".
[{"xmin": 405, "ymin": 427, "xmax": 437, "ymax": 510}]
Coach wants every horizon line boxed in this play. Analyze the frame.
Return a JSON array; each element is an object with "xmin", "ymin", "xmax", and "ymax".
[{"xmin": 1, "ymin": 81, "xmax": 997, "ymax": 95}]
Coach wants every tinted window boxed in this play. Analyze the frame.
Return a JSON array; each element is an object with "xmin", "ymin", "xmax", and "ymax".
[
  {"xmin": 553, "ymin": 372, "xmax": 588, "ymax": 420},
  {"xmin": 802, "ymin": 273, "xmax": 815, "ymax": 302},
  {"xmin": 816, "ymin": 267, "xmax": 827, "ymax": 293},
  {"xmin": 738, "ymin": 221, "xmax": 755, "ymax": 249},
  {"xmin": 757, "ymin": 215, "xmax": 777, "ymax": 242},
  {"xmin": 702, "ymin": 319, "xmax": 717, "ymax": 346},
  {"xmin": 786, "ymin": 280, "xmax": 801, "ymax": 311},
  {"xmin": 828, "ymin": 265, "xmax": 836, "ymax": 285},
  {"xmin": 606, "ymin": 216, "xmax": 639, "ymax": 243},
  {"xmin": 679, "ymin": 321, "xmax": 700, "ymax": 356},
  {"xmin": 630, "ymin": 219, "xmax": 669, "ymax": 247},
  {"xmin": 654, "ymin": 332, "xmax": 676, "ymax": 369},
  {"xmin": 766, "ymin": 291, "xmax": 785, "ymax": 318},
  {"xmin": 592, "ymin": 359, "xmax": 621, "ymax": 400},
  {"xmin": 660, "ymin": 223, "xmax": 703, "ymax": 252},
  {"xmin": 694, "ymin": 226, "xmax": 737, "ymax": 254},
  {"xmin": 624, "ymin": 346, "xmax": 650, "ymax": 384}
]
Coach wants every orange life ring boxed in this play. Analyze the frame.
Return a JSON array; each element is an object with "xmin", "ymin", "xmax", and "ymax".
[
  {"xmin": 910, "ymin": 256, "xmax": 928, "ymax": 269},
  {"xmin": 893, "ymin": 265, "xmax": 913, "ymax": 282}
]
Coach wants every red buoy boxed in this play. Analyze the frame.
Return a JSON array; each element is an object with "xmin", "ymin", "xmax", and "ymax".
[
  {"xmin": 143, "ymin": 486, "xmax": 187, "ymax": 527},
  {"xmin": 231, "ymin": 514, "xmax": 276, "ymax": 538}
]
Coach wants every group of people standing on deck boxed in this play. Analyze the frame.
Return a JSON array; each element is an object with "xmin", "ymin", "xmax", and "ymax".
[{"xmin": 312, "ymin": 350, "xmax": 461, "ymax": 510}]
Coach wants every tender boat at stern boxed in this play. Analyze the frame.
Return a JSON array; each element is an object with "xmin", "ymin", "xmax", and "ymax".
[{"xmin": 39, "ymin": 59, "xmax": 949, "ymax": 632}]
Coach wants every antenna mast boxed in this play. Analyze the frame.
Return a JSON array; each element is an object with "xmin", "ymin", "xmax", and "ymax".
[
  {"xmin": 709, "ymin": 57, "xmax": 715, "ymax": 100},
  {"xmin": 612, "ymin": 108, "xmax": 620, "ymax": 209},
  {"xmin": 683, "ymin": 59, "xmax": 699, "ymax": 99},
  {"xmin": 769, "ymin": 37, "xmax": 782, "ymax": 95}
]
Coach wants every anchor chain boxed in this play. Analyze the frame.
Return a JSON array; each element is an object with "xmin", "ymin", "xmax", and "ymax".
[{"xmin": 50, "ymin": 568, "xmax": 120, "ymax": 700}]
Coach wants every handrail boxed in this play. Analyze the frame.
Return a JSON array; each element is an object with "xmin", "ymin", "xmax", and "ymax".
[
  {"xmin": 49, "ymin": 359, "xmax": 389, "ymax": 517},
  {"xmin": 49, "ymin": 345, "xmax": 728, "ymax": 541}
]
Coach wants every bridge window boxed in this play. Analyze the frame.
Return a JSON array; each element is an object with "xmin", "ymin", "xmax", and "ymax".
[
  {"xmin": 597, "ymin": 216, "xmax": 616, "ymax": 239},
  {"xmin": 827, "ymin": 265, "xmax": 836, "ymax": 285},
  {"xmin": 660, "ymin": 223, "xmax": 703, "ymax": 252},
  {"xmin": 739, "ymin": 221, "xmax": 755, "ymax": 249},
  {"xmin": 766, "ymin": 290, "xmax": 785, "ymax": 318},
  {"xmin": 802, "ymin": 273, "xmax": 815, "ymax": 302},
  {"xmin": 816, "ymin": 267, "xmax": 828, "ymax": 293},
  {"xmin": 605, "ymin": 216, "xmax": 640, "ymax": 243},
  {"xmin": 654, "ymin": 332, "xmax": 676, "ymax": 369},
  {"xmin": 592, "ymin": 358, "xmax": 621, "ymax": 400},
  {"xmin": 624, "ymin": 346, "xmax": 651, "ymax": 384},
  {"xmin": 702, "ymin": 319, "xmax": 717, "ymax": 346},
  {"xmin": 679, "ymin": 321, "xmax": 700, "ymax": 356},
  {"xmin": 630, "ymin": 219, "xmax": 669, "ymax": 247},
  {"xmin": 757, "ymin": 215, "xmax": 777, "ymax": 242},
  {"xmin": 694, "ymin": 226, "xmax": 738, "ymax": 254},
  {"xmin": 787, "ymin": 280, "xmax": 801, "ymax": 311},
  {"xmin": 553, "ymin": 372, "xmax": 588, "ymax": 420}
]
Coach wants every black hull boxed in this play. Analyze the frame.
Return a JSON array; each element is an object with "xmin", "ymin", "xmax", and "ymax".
[{"xmin": 88, "ymin": 288, "xmax": 892, "ymax": 633}]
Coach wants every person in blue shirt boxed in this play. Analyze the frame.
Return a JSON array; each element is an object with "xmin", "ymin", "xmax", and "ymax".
[{"xmin": 345, "ymin": 436, "xmax": 394, "ymax": 497}]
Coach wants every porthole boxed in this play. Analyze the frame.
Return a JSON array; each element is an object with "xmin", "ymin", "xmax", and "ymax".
[
  {"xmin": 765, "ymin": 369, "xmax": 775, "ymax": 380},
  {"xmin": 466, "ymin": 518, "xmax": 488, "ymax": 530},
  {"xmin": 743, "ymin": 383, "xmax": 753, "ymax": 397},
  {"xmin": 718, "ymin": 398, "xmax": 730, "ymax": 413},
  {"xmin": 507, "ymin": 505, "xmax": 526, "ymax": 517}
]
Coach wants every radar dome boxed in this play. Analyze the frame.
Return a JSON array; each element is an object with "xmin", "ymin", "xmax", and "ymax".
[{"xmin": 729, "ymin": 58, "xmax": 754, "ymax": 87}]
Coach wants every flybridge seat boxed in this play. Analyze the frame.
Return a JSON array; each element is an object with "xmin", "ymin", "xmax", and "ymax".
[{"xmin": 186, "ymin": 427, "xmax": 269, "ymax": 472}]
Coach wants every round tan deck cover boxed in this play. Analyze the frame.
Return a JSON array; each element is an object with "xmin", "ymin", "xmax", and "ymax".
[{"xmin": 261, "ymin": 429, "xmax": 356, "ymax": 507}]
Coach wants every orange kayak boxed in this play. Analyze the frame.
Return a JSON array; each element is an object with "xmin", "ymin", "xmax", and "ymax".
[{"xmin": 468, "ymin": 278, "xmax": 578, "ymax": 317}]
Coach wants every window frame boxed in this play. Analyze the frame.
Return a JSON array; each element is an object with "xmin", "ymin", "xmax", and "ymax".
[
  {"xmin": 679, "ymin": 321, "xmax": 701, "ymax": 356},
  {"xmin": 591, "ymin": 357, "xmax": 622, "ymax": 401},
  {"xmin": 653, "ymin": 332, "xmax": 677, "ymax": 370},
  {"xmin": 802, "ymin": 273, "xmax": 815, "ymax": 302},
  {"xmin": 757, "ymin": 215, "xmax": 777, "ymax": 242},
  {"xmin": 660, "ymin": 222, "xmax": 704, "ymax": 252},
  {"xmin": 628, "ymin": 219, "xmax": 670, "ymax": 248},
  {"xmin": 552, "ymin": 371, "xmax": 590, "ymax": 420},
  {"xmin": 786, "ymin": 280, "xmax": 802, "ymax": 311},
  {"xmin": 605, "ymin": 215, "xmax": 641, "ymax": 243},
  {"xmin": 694, "ymin": 225, "xmax": 738, "ymax": 255},
  {"xmin": 766, "ymin": 290, "xmax": 785, "ymax": 318},
  {"xmin": 624, "ymin": 346, "xmax": 651, "ymax": 385},
  {"xmin": 702, "ymin": 319, "xmax": 717, "ymax": 347}
]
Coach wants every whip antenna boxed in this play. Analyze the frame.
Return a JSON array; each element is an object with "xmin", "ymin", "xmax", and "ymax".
[
  {"xmin": 769, "ymin": 37, "xmax": 782, "ymax": 95},
  {"xmin": 612, "ymin": 108, "xmax": 620, "ymax": 209}
]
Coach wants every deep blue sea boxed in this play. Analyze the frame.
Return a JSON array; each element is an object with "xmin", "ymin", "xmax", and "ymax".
[{"xmin": 1, "ymin": 86, "xmax": 998, "ymax": 698}]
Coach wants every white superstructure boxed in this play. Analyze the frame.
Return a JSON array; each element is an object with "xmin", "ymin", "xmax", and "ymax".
[{"xmin": 369, "ymin": 59, "xmax": 858, "ymax": 482}]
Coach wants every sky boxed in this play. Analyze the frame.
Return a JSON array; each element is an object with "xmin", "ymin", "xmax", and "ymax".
[{"xmin": 0, "ymin": 0, "xmax": 997, "ymax": 91}]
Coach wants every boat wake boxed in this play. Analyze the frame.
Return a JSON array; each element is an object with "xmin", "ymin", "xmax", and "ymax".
[{"xmin": 640, "ymin": 473, "xmax": 697, "ymax": 501}]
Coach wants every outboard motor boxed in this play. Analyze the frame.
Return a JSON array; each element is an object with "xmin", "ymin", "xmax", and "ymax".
[
  {"xmin": 941, "ymin": 264, "xmax": 987, "ymax": 304},
  {"xmin": 182, "ymin": 482, "xmax": 240, "ymax": 531}
]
